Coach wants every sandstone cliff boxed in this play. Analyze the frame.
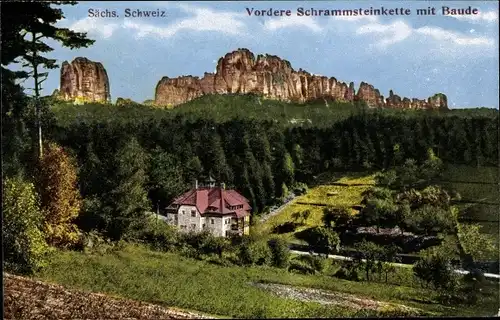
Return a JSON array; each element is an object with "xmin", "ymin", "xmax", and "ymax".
[
  {"xmin": 155, "ymin": 48, "xmax": 448, "ymax": 110},
  {"xmin": 59, "ymin": 57, "xmax": 111, "ymax": 103}
]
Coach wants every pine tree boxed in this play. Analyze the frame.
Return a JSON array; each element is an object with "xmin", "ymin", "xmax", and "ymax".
[
  {"xmin": 206, "ymin": 132, "xmax": 233, "ymax": 183},
  {"xmin": 2, "ymin": 1, "xmax": 94, "ymax": 158},
  {"xmin": 149, "ymin": 147, "xmax": 186, "ymax": 208},
  {"xmin": 104, "ymin": 138, "xmax": 150, "ymax": 240}
]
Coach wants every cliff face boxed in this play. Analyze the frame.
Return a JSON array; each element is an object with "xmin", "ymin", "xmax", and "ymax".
[
  {"xmin": 155, "ymin": 48, "xmax": 448, "ymax": 110},
  {"xmin": 59, "ymin": 57, "xmax": 111, "ymax": 103}
]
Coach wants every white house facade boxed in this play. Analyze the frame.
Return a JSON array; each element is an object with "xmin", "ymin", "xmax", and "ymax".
[{"xmin": 165, "ymin": 181, "xmax": 251, "ymax": 237}]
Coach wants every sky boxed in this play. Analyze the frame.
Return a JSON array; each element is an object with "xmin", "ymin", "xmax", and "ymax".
[{"xmin": 28, "ymin": 1, "xmax": 500, "ymax": 108}]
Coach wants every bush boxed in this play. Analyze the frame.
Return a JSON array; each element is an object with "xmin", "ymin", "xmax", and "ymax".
[
  {"xmin": 181, "ymin": 230, "xmax": 214, "ymax": 252},
  {"xmin": 288, "ymin": 260, "xmax": 315, "ymax": 275},
  {"xmin": 75, "ymin": 230, "xmax": 122, "ymax": 255},
  {"xmin": 127, "ymin": 215, "xmax": 179, "ymax": 252},
  {"xmin": 413, "ymin": 250, "xmax": 459, "ymax": 292},
  {"xmin": 268, "ymin": 238, "xmax": 290, "ymax": 268},
  {"xmin": 296, "ymin": 254, "xmax": 328, "ymax": 273},
  {"xmin": 178, "ymin": 243, "xmax": 201, "ymax": 259},
  {"xmin": 238, "ymin": 240, "xmax": 272, "ymax": 266},
  {"xmin": 273, "ymin": 221, "xmax": 299, "ymax": 234},
  {"xmin": 334, "ymin": 261, "xmax": 362, "ymax": 282},
  {"xmin": 203, "ymin": 236, "xmax": 229, "ymax": 258},
  {"xmin": 458, "ymin": 269, "xmax": 488, "ymax": 305},
  {"xmin": 302, "ymin": 227, "xmax": 340, "ymax": 256},
  {"xmin": 3, "ymin": 177, "xmax": 52, "ymax": 274},
  {"xmin": 292, "ymin": 182, "xmax": 308, "ymax": 196}
]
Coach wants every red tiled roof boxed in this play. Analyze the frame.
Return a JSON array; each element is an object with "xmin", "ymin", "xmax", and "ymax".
[{"xmin": 171, "ymin": 187, "xmax": 251, "ymax": 216}]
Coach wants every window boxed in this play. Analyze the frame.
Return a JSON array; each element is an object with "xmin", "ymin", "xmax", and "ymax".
[
  {"xmin": 180, "ymin": 225, "xmax": 187, "ymax": 230},
  {"xmin": 202, "ymin": 224, "xmax": 206, "ymax": 229},
  {"xmin": 191, "ymin": 210, "xmax": 196, "ymax": 217},
  {"xmin": 211, "ymin": 219, "xmax": 215, "ymax": 225},
  {"xmin": 182, "ymin": 210, "xmax": 186, "ymax": 215},
  {"xmin": 191, "ymin": 224, "xmax": 196, "ymax": 230}
]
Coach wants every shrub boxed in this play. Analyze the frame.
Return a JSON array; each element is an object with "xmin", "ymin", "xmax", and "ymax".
[
  {"xmin": 3, "ymin": 177, "xmax": 51, "ymax": 274},
  {"xmin": 178, "ymin": 243, "xmax": 201, "ymax": 259},
  {"xmin": 296, "ymin": 254, "xmax": 328, "ymax": 273},
  {"xmin": 177, "ymin": 230, "xmax": 230, "ymax": 259},
  {"xmin": 139, "ymin": 217, "xmax": 179, "ymax": 252},
  {"xmin": 181, "ymin": 230, "xmax": 214, "ymax": 252},
  {"xmin": 334, "ymin": 260, "xmax": 362, "ymax": 281},
  {"xmin": 303, "ymin": 227, "xmax": 340, "ymax": 256},
  {"xmin": 203, "ymin": 236, "xmax": 229, "ymax": 258},
  {"xmin": 268, "ymin": 237, "xmax": 290, "ymax": 268},
  {"xmin": 413, "ymin": 250, "xmax": 458, "ymax": 292},
  {"xmin": 292, "ymin": 182, "xmax": 308, "ymax": 196},
  {"xmin": 288, "ymin": 260, "xmax": 315, "ymax": 275},
  {"xmin": 238, "ymin": 239, "xmax": 272, "ymax": 266},
  {"xmin": 75, "ymin": 230, "xmax": 120, "ymax": 255},
  {"xmin": 458, "ymin": 269, "xmax": 488, "ymax": 305},
  {"xmin": 273, "ymin": 221, "xmax": 299, "ymax": 234}
]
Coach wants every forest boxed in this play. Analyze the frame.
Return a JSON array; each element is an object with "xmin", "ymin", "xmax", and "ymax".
[
  {"xmin": 2, "ymin": 1, "xmax": 499, "ymax": 318},
  {"xmin": 4, "ymin": 92, "xmax": 498, "ymax": 237}
]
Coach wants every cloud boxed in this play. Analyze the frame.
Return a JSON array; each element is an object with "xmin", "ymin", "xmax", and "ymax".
[
  {"xmin": 415, "ymin": 26, "xmax": 495, "ymax": 46},
  {"xmin": 356, "ymin": 20, "xmax": 412, "ymax": 48},
  {"xmin": 264, "ymin": 15, "xmax": 322, "ymax": 32},
  {"xmin": 449, "ymin": 10, "xmax": 498, "ymax": 24},
  {"xmin": 355, "ymin": 18, "xmax": 495, "ymax": 50},
  {"xmin": 125, "ymin": 4, "xmax": 247, "ymax": 38},
  {"xmin": 333, "ymin": 15, "xmax": 378, "ymax": 23},
  {"xmin": 62, "ymin": 4, "xmax": 247, "ymax": 40},
  {"xmin": 264, "ymin": 12, "xmax": 377, "ymax": 33},
  {"xmin": 64, "ymin": 17, "xmax": 120, "ymax": 39}
]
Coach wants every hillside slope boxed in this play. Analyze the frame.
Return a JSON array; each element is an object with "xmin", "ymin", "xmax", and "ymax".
[{"xmin": 4, "ymin": 273, "xmax": 214, "ymax": 320}]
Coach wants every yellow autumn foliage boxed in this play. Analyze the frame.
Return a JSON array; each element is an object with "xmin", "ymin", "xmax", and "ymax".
[{"xmin": 37, "ymin": 142, "xmax": 82, "ymax": 248}]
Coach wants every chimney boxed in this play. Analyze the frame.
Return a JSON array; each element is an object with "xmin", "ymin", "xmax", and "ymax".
[{"xmin": 195, "ymin": 179, "xmax": 198, "ymax": 189}]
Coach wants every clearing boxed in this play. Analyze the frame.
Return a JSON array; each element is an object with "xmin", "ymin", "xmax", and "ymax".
[{"xmin": 31, "ymin": 244, "xmax": 496, "ymax": 318}]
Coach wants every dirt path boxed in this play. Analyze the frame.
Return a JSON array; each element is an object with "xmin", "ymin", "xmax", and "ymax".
[
  {"xmin": 4, "ymin": 273, "xmax": 215, "ymax": 320},
  {"xmin": 253, "ymin": 282, "xmax": 422, "ymax": 314},
  {"xmin": 259, "ymin": 194, "xmax": 297, "ymax": 223}
]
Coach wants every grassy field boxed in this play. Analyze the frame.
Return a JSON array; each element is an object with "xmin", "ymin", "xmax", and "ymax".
[
  {"xmin": 256, "ymin": 173, "xmax": 375, "ymax": 243},
  {"xmin": 34, "ymin": 244, "xmax": 497, "ymax": 318},
  {"xmin": 440, "ymin": 165, "xmax": 499, "ymax": 242},
  {"xmin": 257, "ymin": 166, "xmax": 498, "ymax": 253},
  {"xmin": 4, "ymin": 273, "xmax": 215, "ymax": 319}
]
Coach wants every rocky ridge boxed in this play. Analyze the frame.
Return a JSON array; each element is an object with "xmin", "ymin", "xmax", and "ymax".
[
  {"xmin": 59, "ymin": 57, "xmax": 111, "ymax": 103},
  {"xmin": 154, "ymin": 48, "xmax": 447, "ymax": 110}
]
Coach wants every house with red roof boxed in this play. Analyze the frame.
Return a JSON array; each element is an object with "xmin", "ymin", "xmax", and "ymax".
[{"xmin": 164, "ymin": 178, "xmax": 251, "ymax": 237}]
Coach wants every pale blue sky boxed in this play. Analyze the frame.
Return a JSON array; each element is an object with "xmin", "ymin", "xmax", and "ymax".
[{"xmin": 30, "ymin": 1, "xmax": 499, "ymax": 108}]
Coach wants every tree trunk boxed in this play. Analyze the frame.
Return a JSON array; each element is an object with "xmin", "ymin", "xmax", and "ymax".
[{"xmin": 32, "ymin": 32, "xmax": 42, "ymax": 158}]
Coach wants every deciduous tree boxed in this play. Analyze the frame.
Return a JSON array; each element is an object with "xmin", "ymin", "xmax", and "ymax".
[
  {"xmin": 3, "ymin": 177, "xmax": 51, "ymax": 273},
  {"xmin": 37, "ymin": 142, "xmax": 82, "ymax": 247}
]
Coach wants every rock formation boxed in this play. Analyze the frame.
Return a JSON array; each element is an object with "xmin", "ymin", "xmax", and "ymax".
[
  {"xmin": 59, "ymin": 57, "xmax": 111, "ymax": 103},
  {"xmin": 154, "ymin": 48, "xmax": 448, "ymax": 110}
]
